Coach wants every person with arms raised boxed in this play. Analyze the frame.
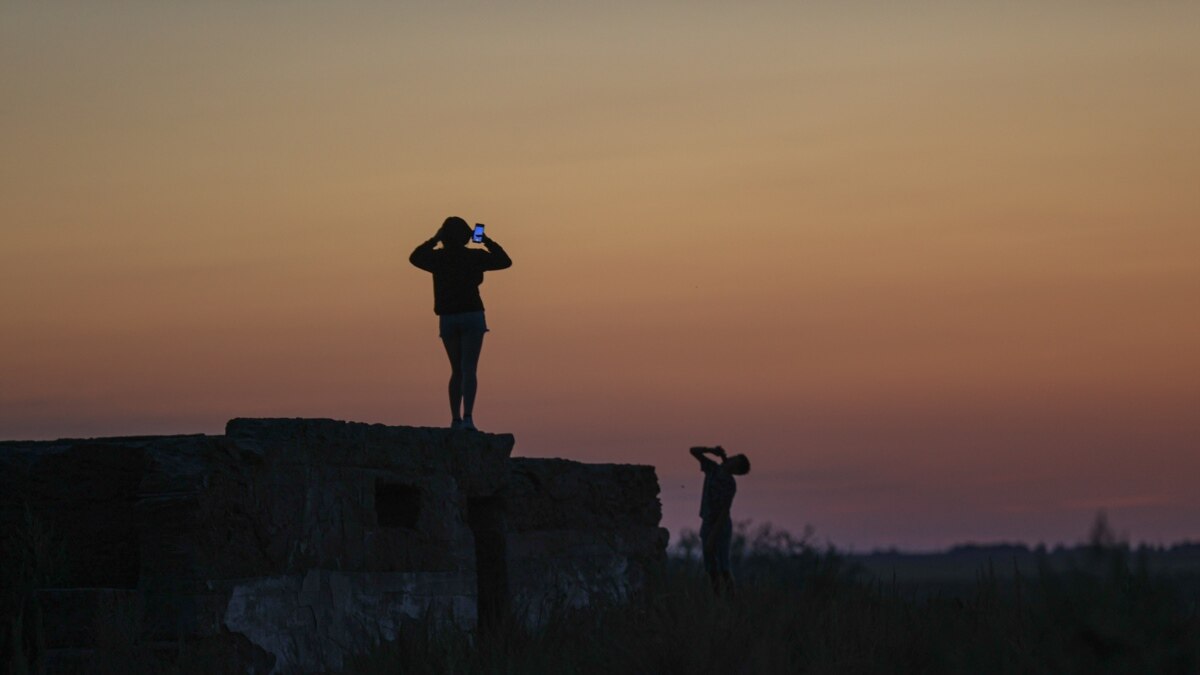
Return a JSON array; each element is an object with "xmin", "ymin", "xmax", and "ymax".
[
  {"xmin": 690, "ymin": 445, "xmax": 751, "ymax": 594},
  {"xmin": 410, "ymin": 217, "xmax": 512, "ymax": 431}
]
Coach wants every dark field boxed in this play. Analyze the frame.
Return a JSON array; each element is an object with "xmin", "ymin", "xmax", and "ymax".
[
  {"xmin": 5, "ymin": 517, "xmax": 1200, "ymax": 674},
  {"xmin": 353, "ymin": 520, "xmax": 1200, "ymax": 675}
]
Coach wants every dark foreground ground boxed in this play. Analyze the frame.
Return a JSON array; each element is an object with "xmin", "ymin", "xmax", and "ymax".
[
  {"xmin": 6, "ymin": 519, "xmax": 1200, "ymax": 674},
  {"xmin": 353, "ymin": 521, "xmax": 1200, "ymax": 675}
]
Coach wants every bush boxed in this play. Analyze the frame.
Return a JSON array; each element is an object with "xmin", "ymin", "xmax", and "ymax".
[{"xmin": 353, "ymin": 522, "xmax": 1200, "ymax": 674}]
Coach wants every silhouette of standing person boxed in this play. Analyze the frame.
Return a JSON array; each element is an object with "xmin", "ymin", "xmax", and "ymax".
[
  {"xmin": 410, "ymin": 217, "xmax": 512, "ymax": 431},
  {"xmin": 690, "ymin": 445, "xmax": 751, "ymax": 593}
]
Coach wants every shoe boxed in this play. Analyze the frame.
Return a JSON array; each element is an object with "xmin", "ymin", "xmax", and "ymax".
[
  {"xmin": 450, "ymin": 419, "xmax": 463, "ymax": 431},
  {"xmin": 461, "ymin": 417, "xmax": 477, "ymax": 431}
]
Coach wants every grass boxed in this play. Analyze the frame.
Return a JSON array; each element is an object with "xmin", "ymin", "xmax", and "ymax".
[
  {"xmin": 354, "ymin": 521, "xmax": 1200, "ymax": 675},
  {"xmin": 5, "ymin": 512, "xmax": 1199, "ymax": 673}
]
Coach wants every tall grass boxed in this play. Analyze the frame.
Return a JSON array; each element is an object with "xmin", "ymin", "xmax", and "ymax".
[
  {"xmin": 355, "ymin": 521, "xmax": 1200, "ymax": 675},
  {"xmin": 7, "ymin": 514, "xmax": 1198, "ymax": 673}
]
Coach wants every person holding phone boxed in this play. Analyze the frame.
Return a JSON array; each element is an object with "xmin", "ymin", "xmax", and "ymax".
[{"xmin": 410, "ymin": 216, "xmax": 512, "ymax": 431}]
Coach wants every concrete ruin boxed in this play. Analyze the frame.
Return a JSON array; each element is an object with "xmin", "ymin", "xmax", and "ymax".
[{"xmin": 0, "ymin": 418, "xmax": 668, "ymax": 673}]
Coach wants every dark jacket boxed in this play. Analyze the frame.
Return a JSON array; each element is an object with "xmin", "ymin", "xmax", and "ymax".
[
  {"xmin": 698, "ymin": 455, "xmax": 737, "ymax": 521},
  {"xmin": 410, "ymin": 241, "xmax": 511, "ymax": 315}
]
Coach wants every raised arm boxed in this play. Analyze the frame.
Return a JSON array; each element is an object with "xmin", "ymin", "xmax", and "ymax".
[
  {"xmin": 409, "ymin": 236, "xmax": 440, "ymax": 272},
  {"xmin": 480, "ymin": 235, "xmax": 512, "ymax": 271},
  {"xmin": 690, "ymin": 446, "xmax": 725, "ymax": 470}
]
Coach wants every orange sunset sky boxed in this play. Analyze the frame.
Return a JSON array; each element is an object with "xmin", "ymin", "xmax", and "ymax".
[{"xmin": 2, "ymin": 2, "xmax": 1198, "ymax": 550}]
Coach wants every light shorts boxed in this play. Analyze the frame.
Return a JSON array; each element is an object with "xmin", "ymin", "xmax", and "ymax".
[{"xmin": 439, "ymin": 310, "xmax": 488, "ymax": 339}]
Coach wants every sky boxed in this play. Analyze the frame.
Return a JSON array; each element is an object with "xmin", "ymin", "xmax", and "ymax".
[{"xmin": 2, "ymin": 2, "xmax": 1198, "ymax": 551}]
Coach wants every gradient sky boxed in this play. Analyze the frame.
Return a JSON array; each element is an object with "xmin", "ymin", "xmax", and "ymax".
[{"xmin": 3, "ymin": 2, "xmax": 1198, "ymax": 550}]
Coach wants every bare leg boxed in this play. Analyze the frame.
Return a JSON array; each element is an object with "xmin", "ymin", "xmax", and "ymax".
[
  {"xmin": 441, "ymin": 336, "xmax": 464, "ymax": 423},
  {"xmin": 459, "ymin": 331, "xmax": 484, "ymax": 420}
]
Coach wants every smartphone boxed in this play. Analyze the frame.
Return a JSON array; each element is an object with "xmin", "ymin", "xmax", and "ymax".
[{"xmin": 472, "ymin": 224, "xmax": 485, "ymax": 243}]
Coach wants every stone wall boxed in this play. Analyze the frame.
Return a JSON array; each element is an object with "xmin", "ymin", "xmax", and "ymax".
[
  {"xmin": 506, "ymin": 458, "xmax": 668, "ymax": 626},
  {"xmin": 0, "ymin": 419, "xmax": 667, "ymax": 674}
]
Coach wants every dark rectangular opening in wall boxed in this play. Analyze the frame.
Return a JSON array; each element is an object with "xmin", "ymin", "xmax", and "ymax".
[
  {"xmin": 468, "ymin": 496, "xmax": 509, "ymax": 632},
  {"xmin": 375, "ymin": 481, "xmax": 420, "ymax": 529}
]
